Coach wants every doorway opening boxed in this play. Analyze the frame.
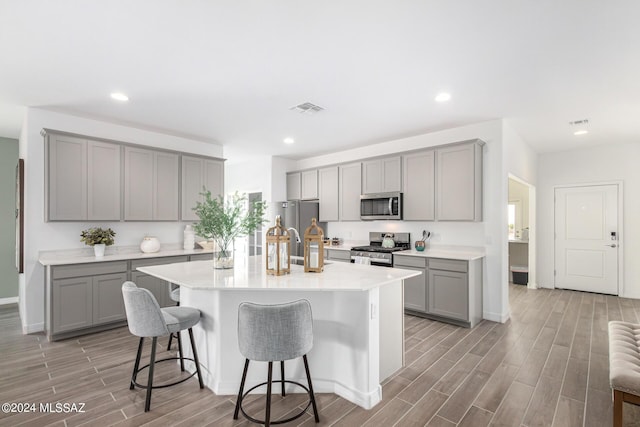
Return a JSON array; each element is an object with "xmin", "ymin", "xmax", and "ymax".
[{"xmin": 507, "ymin": 175, "xmax": 536, "ymax": 290}]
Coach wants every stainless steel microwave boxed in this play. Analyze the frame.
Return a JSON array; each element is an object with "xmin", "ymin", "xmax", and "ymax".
[{"xmin": 360, "ymin": 192, "xmax": 403, "ymax": 220}]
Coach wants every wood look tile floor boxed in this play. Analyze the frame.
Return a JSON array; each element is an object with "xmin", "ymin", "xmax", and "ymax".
[{"xmin": 2, "ymin": 285, "xmax": 640, "ymax": 426}]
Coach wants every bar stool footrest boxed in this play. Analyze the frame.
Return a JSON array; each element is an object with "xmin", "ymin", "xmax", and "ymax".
[
  {"xmin": 240, "ymin": 380, "xmax": 313, "ymax": 425},
  {"xmin": 131, "ymin": 357, "xmax": 198, "ymax": 390}
]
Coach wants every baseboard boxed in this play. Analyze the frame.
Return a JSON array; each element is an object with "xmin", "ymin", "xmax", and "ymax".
[
  {"xmin": 0, "ymin": 297, "xmax": 18, "ymax": 305},
  {"xmin": 23, "ymin": 322, "xmax": 44, "ymax": 334},
  {"xmin": 484, "ymin": 310, "xmax": 510, "ymax": 323},
  {"xmin": 527, "ymin": 282, "xmax": 538, "ymax": 289}
]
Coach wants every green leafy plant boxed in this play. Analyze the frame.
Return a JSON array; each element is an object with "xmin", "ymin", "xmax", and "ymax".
[
  {"xmin": 80, "ymin": 227, "xmax": 116, "ymax": 246},
  {"xmin": 192, "ymin": 191, "xmax": 267, "ymax": 259}
]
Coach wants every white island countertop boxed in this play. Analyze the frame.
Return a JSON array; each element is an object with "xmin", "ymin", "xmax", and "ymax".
[{"xmin": 137, "ymin": 255, "xmax": 420, "ymax": 291}]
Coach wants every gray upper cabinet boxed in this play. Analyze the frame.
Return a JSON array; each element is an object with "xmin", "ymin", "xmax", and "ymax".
[
  {"xmin": 436, "ymin": 142, "xmax": 483, "ymax": 221},
  {"xmin": 47, "ymin": 134, "xmax": 87, "ymax": 221},
  {"xmin": 87, "ymin": 141, "xmax": 121, "ymax": 220},
  {"xmin": 181, "ymin": 156, "xmax": 224, "ymax": 221},
  {"xmin": 318, "ymin": 167, "xmax": 339, "ymax": 221},
  {"xmin": 286, "ymin": 172, "xmax": 301, "ymax": 200},
  {"xmin": 339, "ymin": 162, "xmax": 362, "ymax": 221},
  {"xmin": 403, "ymin": 150, "xmax": 435, "ymax": 221},
  {"xmin": 124, "ymin": 147, "xmax": 179, "ymax": 221},
  {"xmin": 301, "ymin": 170, "xmax": 318, "ymax": 200},
  {"xmin": 46, "ymin": 134, "xmax": 120, "ymax": 221},
  {"xmin": 362, "ymin": 156, "xmax": 402, "ymax": 194}
]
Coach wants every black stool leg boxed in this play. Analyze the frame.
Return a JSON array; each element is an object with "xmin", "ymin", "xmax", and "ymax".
[
  {"xmin": 188, "ymin": 328, "xmax": 204, "ymax": 389},
  {"xmin": 303, "ymin": 355, "xmax": 319, "ymax": 422},
  {"xmin": 281, "ymin": 360, "xmax": 286, "ymax": 397},
  {"xmin": 177, "ymin": 331, "xmax": 185, "ymax": 372},
  {"xmin": 234, "ymin": 359, "xmax": 250, "ymax": 419},
  {"xmin": 144, "ymin": 337, "xmax": 158, "ymax": 412},
  {"xmin": 130, "ymin": 337, "xmax": 144, "ymax": 390},
  {"xmin": 166, "ymin": 333, "xmax": 173, "ymax": 351},
  {"xmin": 266, "ymin": 361, "xmax": 273, "ymax": 427}
]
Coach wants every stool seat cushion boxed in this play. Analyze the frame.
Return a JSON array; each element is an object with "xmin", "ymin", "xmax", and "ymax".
[
  {"xmin": 169, "ymin": 288, "xmax": 180, "ymax": 303},
  {"xmin": 238, "ymin": 299, "xmax": 313, "ymax": 362},
  {"xmin": 609, "ymin": 321, "xmax": 640, "ymax": 395},
  {"xmin": 162, "ymin": 306, "xmax": 201, "ymax": 333}
]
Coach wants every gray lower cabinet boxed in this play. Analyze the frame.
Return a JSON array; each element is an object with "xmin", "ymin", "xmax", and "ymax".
[
  {"xmin": 396, "ymin": 255, "xmax": 483, "ymax": 328},
  {"xmin": 394, "ymin": 255, "xmax": 427, "ymax": 313},
  {"xmin": 50, "ymin": 261, "xmax": 128, "ymax": 337},
  {"xmin": 46, "ymin": 253, "xmax": 207, "ymax": 340},
  {"xmin": 131, "ymin": 256, "xmax": 189, "ymax": 308},
  {"xmin": 325, "ymin": 249, "xmax": 351, "ymax": 263},
  {"xmin": 92, "ymin": 272, "xmax": 128, "ymax": 324}
]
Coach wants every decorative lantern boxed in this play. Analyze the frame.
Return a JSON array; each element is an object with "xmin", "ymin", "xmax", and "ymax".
[
  {"xmin": 303, "ymin": 218, "xmax": 324, "ymax": 273},
  {"xmin": 266, "ymin": 216, "xmax": 291, "ymax": 276}
]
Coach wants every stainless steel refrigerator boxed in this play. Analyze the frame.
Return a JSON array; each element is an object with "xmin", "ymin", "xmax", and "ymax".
[{"xmin": 274, "ymin": 200, "xmax": 326, "ymax": 257}]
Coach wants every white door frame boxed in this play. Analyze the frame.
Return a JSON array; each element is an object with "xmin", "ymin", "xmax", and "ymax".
[
  {"xmin": 508, "ymin": 174, "xmax": 537, "ymax": 289},
  {"xmin": 553, "ymin": 181, "xmax": 624, "ymax": 295}
]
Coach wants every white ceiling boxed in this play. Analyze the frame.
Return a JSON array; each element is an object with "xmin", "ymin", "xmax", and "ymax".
[{"xmin": 1, "ymin": 1, "xmax": 639, "ymax": 158}]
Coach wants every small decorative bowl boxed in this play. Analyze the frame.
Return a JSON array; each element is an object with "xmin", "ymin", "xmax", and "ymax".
[{"xmin": 414, "ymin": 241, "xmax": 426, "ymax": 251}]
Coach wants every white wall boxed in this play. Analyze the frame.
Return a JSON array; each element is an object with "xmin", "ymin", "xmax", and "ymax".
[
  {"xmin": 19, "ymin": 108, "xmax": 223, "ymax": 332},
  {"xmin": 537, "ymin": 142, "xmax": 640, "ymax": 298},
  {"xmin": 503, "ymin": 121, "xmax": 538, "ymax": 292},
  {"xmin": 296, "ymin": 120, "xmax": 510, "ymax": 322}
]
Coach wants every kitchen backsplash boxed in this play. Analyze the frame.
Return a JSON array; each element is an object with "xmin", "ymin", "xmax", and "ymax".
[{"xmin": 324, "ymin": 220, "xmax": 487, "ymax": 247}]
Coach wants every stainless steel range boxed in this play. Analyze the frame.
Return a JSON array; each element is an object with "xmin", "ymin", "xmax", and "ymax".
[{"xmin": 350, "ymin": 232, "xmax": 410, "ymax": 267}]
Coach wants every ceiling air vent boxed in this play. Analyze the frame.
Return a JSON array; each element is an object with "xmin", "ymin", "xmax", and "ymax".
[
  {"xmin": 290, "ymin": 102, "xmax": 324, "ymax": 114},
  {"xmin": 569, "ymin": 119, "xmax": 589, "ymax": 126}
]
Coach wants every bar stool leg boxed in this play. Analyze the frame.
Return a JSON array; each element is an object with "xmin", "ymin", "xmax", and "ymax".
[
  {"xmin": 166, "ymin": 333, "xmax": 173, "ymax": 351},
  {"xmin": 144, "ymin": 337, "xmax": 158, "ymax": 412},
  {"xmin": 303, "ymin": 355, "xmax": 320, "ymax": 422},
  {"xmin": 234, "ymin": 359, "xmax": 250, "ymax": 419},
  {"xmin": 130, "ymin": 337, "xmax": 144, "ymax": 390},
  {"xmin": 177, "ymin": 331, "xmax": 185, "ymax": 372},
  {"xmin": 266, "ymin": 361, "xmax": 273, "ymax": 427},
  {"xmin": 281, "ymin": 361, "xmax": 286, "ymax": 397},
  {"xmin": 188, "ymin": 328, "xmax": 204, "ymax": 389}
]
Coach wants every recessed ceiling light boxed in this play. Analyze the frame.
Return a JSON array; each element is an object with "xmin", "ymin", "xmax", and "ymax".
[
  {"xmin": 110, "ymin": 92, "xmax": 129, "ymax": 102},
  {"xmin": 435, "ymin": 92, "xmax": 451, "ymax": 102},
  {"xmin": 283, "ymin": 137, "xmax": 295, "ymax": 144},
  {"xmin": 574, "ymin": 130, "xmax": 588, "ymax": 136}
]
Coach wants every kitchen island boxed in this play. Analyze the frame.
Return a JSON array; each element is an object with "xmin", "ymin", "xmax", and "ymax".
[{"xmin": 137, "ymin": 256, "xmax": 420, "ymax": 409}]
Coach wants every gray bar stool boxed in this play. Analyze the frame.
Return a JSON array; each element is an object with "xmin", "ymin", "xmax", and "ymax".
[
  {"xmin": 234, "ymin": 299, "xmax": 319, "ymax": 426},
  {"xmin": 122, "ymin": 281, "xmax": 204, "ymax": 412},
  {"xmin": 166, "ymin": 283, "xmax": 180, "ymax": 351}
]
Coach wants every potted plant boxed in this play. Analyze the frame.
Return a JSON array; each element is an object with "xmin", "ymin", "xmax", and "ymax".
[
  {"xmin": 80, "ymin": 227, "xmax": 116, "ymax": 257},
  {"xmin": 193, "ymin": 191, "xmax": 267, "ymax": 269}
]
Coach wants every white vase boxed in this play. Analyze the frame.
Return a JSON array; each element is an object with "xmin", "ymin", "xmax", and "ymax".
[
  {"xmin": 140, "ymin": 236, "xmax": 161, "ymax": 253},
  {"xmin": 94, "ymin": 244, "xmax": 106, "ymax": 257}
]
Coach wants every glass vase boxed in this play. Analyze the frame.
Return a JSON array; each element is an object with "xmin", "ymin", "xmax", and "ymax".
[{"xmin": 213, "ymin": 239, "xmax": 234, "ymax": 269}]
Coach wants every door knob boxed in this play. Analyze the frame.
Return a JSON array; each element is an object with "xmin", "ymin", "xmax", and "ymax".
[{"xmin": 605, "ymin": 244, "xmax": 617, "ymax": 248}]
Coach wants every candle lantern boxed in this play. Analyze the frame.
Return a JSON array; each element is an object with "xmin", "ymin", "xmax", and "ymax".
[
  {"xmin": 303, "ymin": 218, "xmax": 324, "ymax": 273},
  {"xmin": 266, "ymin": 216, "xmax": 291, "ymax": 276}
]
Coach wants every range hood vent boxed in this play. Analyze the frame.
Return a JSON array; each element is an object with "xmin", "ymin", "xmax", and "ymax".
[{"xmin": 290, "ymin": 102, "xmax": 324, "ymax": 114}]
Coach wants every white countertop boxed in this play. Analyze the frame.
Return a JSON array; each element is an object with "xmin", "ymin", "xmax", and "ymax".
[
  {"xmin": 137, "ymin": 255, "xmax": 420, "ymax": 291},
  {"xmin": 508, "ymin": 239, "xmax": 529, "ymax": 244},
  {"xmin": 39, "ymin": 243, "xmax": 213, "ymax": 266},
  {"xmin": 394, "ymin": 245, "xmax": 485, "ymax": 261},
  {"xmin": 324, "ymin": 241, "xmax": 367, "ymax": 251}
]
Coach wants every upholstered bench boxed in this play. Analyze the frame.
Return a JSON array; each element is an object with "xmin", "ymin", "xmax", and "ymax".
[{"xmin": 608, "ymin": 321, "xmax": 640, "ymax": 427}]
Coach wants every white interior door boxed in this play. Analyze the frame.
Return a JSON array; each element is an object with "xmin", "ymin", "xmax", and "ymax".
[{"xmin": 555, "ymin": 184, "xmax": 619, "ymax": 294}]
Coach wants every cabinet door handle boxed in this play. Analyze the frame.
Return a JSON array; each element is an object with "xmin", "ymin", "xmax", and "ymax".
[{"xmin": 605, "ymin": 244, "xmax": 617, "ymax": 248}]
